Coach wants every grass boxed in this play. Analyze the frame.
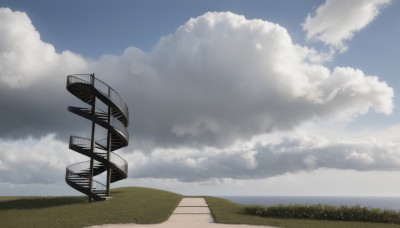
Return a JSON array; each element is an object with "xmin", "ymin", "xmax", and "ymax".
[
  {"xmin": 205, "ymin": 196, "xmax": 400, "ymax": 228},
  {"xmin": 2, "ymin": 187, "xmax": 400, "ymax": 228},
  {"xmin": 0, "ymin": 187, "xmax": 182, "ymax": 228}
]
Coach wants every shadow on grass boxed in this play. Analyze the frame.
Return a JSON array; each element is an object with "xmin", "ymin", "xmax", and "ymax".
[{"xmin": 0, "ymin": 197, "xmax": 87, "ymax": 210}]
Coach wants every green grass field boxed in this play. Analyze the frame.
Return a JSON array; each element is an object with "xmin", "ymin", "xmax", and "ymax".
[
  {"xmin": 2, "ymin": 187, "xmax": 400, "ymax": 228},
  {"xmin": 0, "ymin": 187, "xmax": 182, "ymax": 227},
  {"xmin": 206, "ymin": 196, "xmax": 400, "ymax": 228}
]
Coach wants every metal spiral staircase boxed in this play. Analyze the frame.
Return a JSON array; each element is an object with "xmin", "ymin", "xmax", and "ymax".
[{"xmin": 65, "ymin": 74, "xmax": 129, "ymax": 201}]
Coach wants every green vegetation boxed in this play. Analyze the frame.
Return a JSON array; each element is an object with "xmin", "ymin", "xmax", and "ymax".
[
  {"xmin": 205, "ymin": 196, "xmax": 400, "ymax": 228},
  {"xmin": 0, "ymin": 187, "xmax": 182, "ymax": 228},
  {"xmin": 245, "ymin": 204, "xmax": 400, "ymax": 224},
  {"xmin": 2, "ymin": 187, "xmax": 400, "ymax": 228}
]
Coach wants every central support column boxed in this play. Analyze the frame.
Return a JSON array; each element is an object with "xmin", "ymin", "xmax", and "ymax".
[
  {"xmin": 88, "ymin": 73, "xmax": 96, "ymax": 202},
  {"xmin": 106, "ymin": 87, "xmax": 112, "ymax": 196}
]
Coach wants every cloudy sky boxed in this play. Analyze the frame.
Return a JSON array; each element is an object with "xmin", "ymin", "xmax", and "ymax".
[{"xmin": 1, "ymin": 0, "xmax": 400, "ymax": 196}]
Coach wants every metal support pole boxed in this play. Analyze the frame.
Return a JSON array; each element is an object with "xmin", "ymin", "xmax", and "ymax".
[
  {"xmin": 106, "ymin": 86, "xmax": 112, "ymax": 196},
  {"xmin": 88, "ymin": 73, "xmax": 96, "ymax": 202}
]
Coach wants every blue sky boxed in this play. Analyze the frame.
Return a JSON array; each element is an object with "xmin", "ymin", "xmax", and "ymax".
[
  {"xmin": 1, "ymin": 0, "xmax": 400, "ymax": 196},
  {"xmin": 1, "ymin": 0, "xmax": 323, "ymax": 56}
]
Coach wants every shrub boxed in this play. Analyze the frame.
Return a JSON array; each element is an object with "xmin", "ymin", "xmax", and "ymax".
[{"xmin": 244, "ymin": 204, "xmax": 400, "ymax": 224}]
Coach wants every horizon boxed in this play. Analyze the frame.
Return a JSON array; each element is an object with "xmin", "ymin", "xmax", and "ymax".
[{"xmin": 1, "ymin": 0, "xmax": 400, "ymax": 197}]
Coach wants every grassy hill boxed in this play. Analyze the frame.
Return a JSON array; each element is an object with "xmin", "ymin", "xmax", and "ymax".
[
  {"xmin": 0, "ymin": 187, "xmax": 182, "ymax": 227},
  {"xmin": 2, "ymin": 187, "xmax": 400, "ymax": 228}
]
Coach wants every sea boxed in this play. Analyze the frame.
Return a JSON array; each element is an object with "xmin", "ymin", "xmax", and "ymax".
[{"xmin": 220, "ymin": 196, "xmax": 400, "ymax": 211}]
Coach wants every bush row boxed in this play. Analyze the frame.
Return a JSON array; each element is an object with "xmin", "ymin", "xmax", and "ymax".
[{"xmin": 244, "ymin": 204, "xmax": 400, "ymax": 224}]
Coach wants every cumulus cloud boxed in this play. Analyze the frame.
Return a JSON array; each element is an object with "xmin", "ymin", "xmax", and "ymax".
[
  {"xmin": 94, "ymin": 12, "xmax": 393, "ymax": 149},
  {"xmin": 0, "ymin": 9, "xmax": 394, "ymax": 152},
  {"xmin": 2, "ymin": 128, "xmax": 400, "ymax": 185},
  {"xmin": 126, "ymin": 131, "xmax": 400, "ymax": 181},
  {"xmin": 0, "ymin": 7, "xmax": 89, "ymax": 140},
  {"xmin": 0, "ymin": 134, "xmax": 82, "ymax": 184},
  {"xmin": 0, "ymin": 8, "xmax": 87, "ymax": 88},
  {"xmin": 303, "ymin": 0, "xmax": 392, "ymax": 52}
]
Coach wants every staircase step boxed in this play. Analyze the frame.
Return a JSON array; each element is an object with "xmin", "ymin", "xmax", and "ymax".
[
  {"xmin": 69, "ymin": 177, "xmax": 86, "ymax": 180},
  {"xmin": 71, "ymin": 181, "xmax": 89, "ymax": 184},
  {"xmin": 69, "ymin": 178, "xmax": 87, "ymax": 181}
]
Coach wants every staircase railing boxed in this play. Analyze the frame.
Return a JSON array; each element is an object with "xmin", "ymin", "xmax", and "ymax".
[
  {"xmin": 67, "ymin": 74, "xmax": 129, "ymax": 124},
  {"xmin": 69, "ymin": 136, "xmax": 128, "ymax": 175}
]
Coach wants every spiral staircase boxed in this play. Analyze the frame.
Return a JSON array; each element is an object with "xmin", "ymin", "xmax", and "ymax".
[{"xmin": 65, "ymin": 74, "xmax": 129, "ymax": 201}]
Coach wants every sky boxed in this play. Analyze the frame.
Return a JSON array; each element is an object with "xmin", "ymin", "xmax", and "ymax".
[{"xmin": 0, "ymin": 0, "xmax": 400, "ymax": 196}]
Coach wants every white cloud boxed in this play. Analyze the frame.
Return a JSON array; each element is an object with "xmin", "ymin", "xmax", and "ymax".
[
  {"xmin": 0, "ymin": 7, "xmax": 90, "ymax": 140},
  {"xmin": 115, "ymin": 170, "xmax": 400, "ymax": 196},
  {"xmin": 0, "ymin": 7, "xmax": 87, "ymax": 88},
  {"xmin": 0, "ymin": 9, "xmax": 394, "ymax": 149},
  {"xmin": 303, "ymin": 0, "xmax": 392, "ymax": 52},
  {"xmin": 0, "ymin": 134, "xmax": 81, "ymax": 184},
  {"xmin": 125, "ymin": 130, "xmax": 400, "ymax": 181},
  {"xmin": 93, "ymin": 12, "xmax": 393, "ymax": 149},
  {"xmin": 0, "ymin": 8, "xmax": 396, "ymax": 188},
  {"xmin": 2, "ymin": 128, "xmax": 400, "ymax": 189}
]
